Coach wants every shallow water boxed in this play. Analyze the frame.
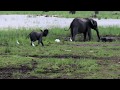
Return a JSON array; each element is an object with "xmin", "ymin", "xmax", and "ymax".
[{"xmin": 0, "ymin": 15, "xmax": 120, "ymax": 29}]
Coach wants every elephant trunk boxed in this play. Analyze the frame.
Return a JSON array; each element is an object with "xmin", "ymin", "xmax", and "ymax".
[{"xmin": 96, "ymin": 28, "xmax": 100, "ymax": 41}]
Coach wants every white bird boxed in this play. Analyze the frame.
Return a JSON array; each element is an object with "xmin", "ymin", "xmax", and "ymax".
[
  {"xmin": 31, "ymin": 42, "xmax": 35, "ymax": 47},
  {"xmin": 70, "ymin": 38, "xmax": 72, "ymax": 41},
  {"xmin": 55, "ymin": 39, "xmax": 60, "ymax": 42},
  {"xmin": 16, "ymin": 40, "xmax": 20, "ymax": 44}
]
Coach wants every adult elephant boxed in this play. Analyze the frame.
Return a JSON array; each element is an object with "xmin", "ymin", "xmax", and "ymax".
[{"xmin": 69, "ymin": 18, "xmax": 100, "ymax": 42}]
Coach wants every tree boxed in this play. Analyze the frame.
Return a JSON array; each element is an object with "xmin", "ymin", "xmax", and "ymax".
[{"xmin": 69, "ymin": 11, "xmax": 76, "ymax": 14}]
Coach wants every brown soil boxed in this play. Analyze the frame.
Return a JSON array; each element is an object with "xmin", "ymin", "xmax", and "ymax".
[
  {"xmin": 0, "ymin": 60, "xmax": 38, "ymax": 79},
  {"xmin": 28, "ymin": 55, "xmax": 120, "ymax": 61},
  {"xmin": 0, "ymin": 66, "xmax": 32, "ymax": 79},
  {"xmin": 72, "ymin": 43, "xmax": 120, "ymax": 47}
]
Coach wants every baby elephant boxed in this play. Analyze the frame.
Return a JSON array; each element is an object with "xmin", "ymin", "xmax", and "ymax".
[{"xmin": 28, "ymin": 29, "xmax": 49, "ymax": 46}]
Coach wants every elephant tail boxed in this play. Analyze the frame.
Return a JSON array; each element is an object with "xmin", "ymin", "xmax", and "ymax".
[
  {"xmin": 26, "ymin": 33, "xmax": 30, "ymax": 39},
  {"xmin": 64, "ymin": 27, "xmax": 71, "ymax": 31},
  {"xmin": 26, "ymin": 31, "xmax": 33, "ymax": 39}
]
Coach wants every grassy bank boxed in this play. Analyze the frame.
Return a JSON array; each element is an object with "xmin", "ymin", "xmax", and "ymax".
[
  {"xmin": 0, "ymin": 11, "xmax": 120, "ymax": 19},
  {"xmin": 0, "ymin": 27, "xmax": 120, "ymax": 79}
]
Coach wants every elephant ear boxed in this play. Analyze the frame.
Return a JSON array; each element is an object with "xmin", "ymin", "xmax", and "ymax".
[
  {"xmin": 90, "ymin": 19, "xmax": 97, "ymax": 28},
  {"xmin": 90, "ymin": 19, "xmax": 94, "ymax": 25},
  {"xmin": 43, "ymin": 29, "xmax": 49, "ymax": 37},
  {"xmin": 90, "ymin": 19, "xmax": 95, "ymax": 26}
]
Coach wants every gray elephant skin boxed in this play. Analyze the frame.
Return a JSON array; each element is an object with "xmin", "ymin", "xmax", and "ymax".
[
  {"xmin": 28, "ymin": 29, "xmax": 49, "ymax": 46},
  {"xmin": 69, "ymin": 18, "xmax": 100, "ymax": 41}
]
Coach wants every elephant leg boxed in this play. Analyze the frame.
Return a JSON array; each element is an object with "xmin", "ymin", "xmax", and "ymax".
[
  {"xmin": 88, "ymin": 30, "xmax": 92, "ymax": 41},
  {"xmin": 41, "ymin": 41, "xmax": 44, "ymax": 46},
  {"xmin": 72, "ymin": 35, "xmax": 76, "ymax": 41},
  {"xmin": 31, "ymin": 41, "xmax": 35, "ymax": 47},
  {"xmin": 71, "ymin": 29, "xmax": 75, "ymax": 41},
  {"xmin": 96, "ymin": 30, "xmax": 100, "ymax": 42},
  {"xmin": 83, "ymin": 32, "xmax": 87, "ymax": 42},
  {"xmin": 38, "ymin": 38, "xmax": 44, "ymax": 46},
  {"xmin": 71, "ymin": 28, "xmax": 78, "ymax": 41}
]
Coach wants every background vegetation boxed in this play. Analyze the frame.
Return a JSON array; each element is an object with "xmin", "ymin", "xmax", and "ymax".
[{"xmin": 0, "ymin": 11, "xmax": 120, "ymax": 19}]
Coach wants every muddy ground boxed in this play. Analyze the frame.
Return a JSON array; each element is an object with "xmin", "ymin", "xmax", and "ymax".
[
  {"xmin": 0, "ymin": 42, "xmax": 120, "ymax": 79},
  {"xmin": 0, "ymin": 57, "xmax": 120, "ymax": 79},
  {"xmin": 0, "ymin": 60, "xmax": 38, "ymax": 79}
]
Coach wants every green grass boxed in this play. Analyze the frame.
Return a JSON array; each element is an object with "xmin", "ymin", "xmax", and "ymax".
[
  {"xmin": 0, "ymin": 27, "xmax": 120, "ymax": 79},
  {"xmin": 0, "ymin": 11, "xmax": 120, "ymax": 18}
]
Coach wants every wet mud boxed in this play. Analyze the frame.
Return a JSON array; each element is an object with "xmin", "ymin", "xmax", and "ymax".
[
  {"xmin": 28, "ymin": 54, "xmax": 120, "ymax": 61},
  {"xmin": 0, "ymin": 60, "xmax": 38, "ymax": 79}
]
